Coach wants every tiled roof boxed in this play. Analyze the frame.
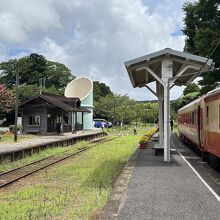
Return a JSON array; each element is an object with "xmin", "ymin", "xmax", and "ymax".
[{"xmin": 19, "ymin": 92, "xmax": 90, "ymax": 113}]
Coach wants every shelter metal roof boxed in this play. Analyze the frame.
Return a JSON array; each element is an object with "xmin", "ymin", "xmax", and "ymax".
[{"xmin": 125, "ymin": 48, "xmax": 213, "ymax": 88}]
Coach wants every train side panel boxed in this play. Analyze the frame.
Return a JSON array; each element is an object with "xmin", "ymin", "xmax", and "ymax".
[{"xmin": 178, "ymin": 99, "xmax": 200, "ymax": 147}]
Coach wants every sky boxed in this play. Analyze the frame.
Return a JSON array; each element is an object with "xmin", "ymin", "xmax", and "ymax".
[{"xmin": 0, "ymin": 0, "xmax": 196, "ymax": 101}]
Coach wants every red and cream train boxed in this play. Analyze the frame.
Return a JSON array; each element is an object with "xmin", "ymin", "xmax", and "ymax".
[{"xmin": 178, "ymin": 87, "xmax": 220, "ymax": 168}]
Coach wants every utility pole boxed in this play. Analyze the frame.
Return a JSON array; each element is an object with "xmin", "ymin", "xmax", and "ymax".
[
  {"xmin": 14, "ymin": 63, "xmax": 19, "ymax": 142},
  {"xmin": 39, "ymin": 78, "xmax": 42, "ymax": 95},
  {"xmin": 113, "ymin": 95, "xmax": 116, "ymax": 131},
  {"xmin": 39, "ymin": 77, "xmax": 46, "ymax": 95}
]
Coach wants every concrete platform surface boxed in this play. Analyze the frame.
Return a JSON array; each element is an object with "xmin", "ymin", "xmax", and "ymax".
[
  {"xmin": 0, "ymin": 129, "xmax": 103, "ymax": 154},
  {"xmin": 117, "ymin": 135, "xmax": 220, "ymax": 220}
]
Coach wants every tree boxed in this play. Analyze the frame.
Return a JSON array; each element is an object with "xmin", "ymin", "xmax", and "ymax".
[
  {"xmin": 182, "ymin": 0, "xmax": 220, "ymax": 94},
  {"xmin": 93, "ymin": 94, "xmax": 159, "ymax": 126},
  {"xmin": 172, "ymin": 92, "xmax": 200, "ymax": 117},
  {"xmin": 44, "ymin": 61, "xmax": 75, "ymax": 89},
  {"xmin": 140, "ymin": 103, "xmax": 158, "ymax": 124},
  {"xmin": 0, "ymin": 53, "xmax": 75, "ymax": 106},
  {"xmin": 14, "ymin": 84, "xmax": 39, "ymax": 103},
  {"xmin": 0, "ymin": 85, "xmax": 15, "ymax": 119},
  {"xmin": 93, "ymin": 81, "xmax": 113, "ymax": 102},
  {"xmin": 0, "ymin": 53, "xmax": 74, "ymax": 91},
  {"xmin": 183, "ymin": 83, "xmax": 200, "ymax": 96},
  {"xmin": 94, "ymin": 94, "xmax": 137, "ymax": 124}
]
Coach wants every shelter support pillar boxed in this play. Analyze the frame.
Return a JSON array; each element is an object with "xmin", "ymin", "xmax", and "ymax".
[
  {"xmin": 156, "ymin": 82, "xmax": 164, "ymax": 145},
  {"xmin": 71, "ymin": 112, "xmax": 75, "ymax": 132},
  {"xmin": 162, "ymin": 59, "xmax": 173, "ymax": 162},
  {"xmin": 158, "ymin": 98, "xmax": 163, "ymax": 145},
  {"xmin": 61, "ymin": 111, "xmax": 64, "ymax": 136}
]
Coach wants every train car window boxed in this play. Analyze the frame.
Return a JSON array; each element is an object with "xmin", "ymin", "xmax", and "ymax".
[
  {"xmin": 206, "ymin": 106, "xmax": 209, "ymax": 125},
  {"xmin": 192, "ymin": 112, "xmax": 195, "ymax": 125},
  {"xmin": 195, "ymin": 111, "xmax": 198, "ymax": 125}
]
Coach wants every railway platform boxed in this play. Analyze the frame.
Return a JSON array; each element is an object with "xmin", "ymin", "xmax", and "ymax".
[
  {"xmin": 100, "ymin": 133, "xmax": 220, "ymax": 220},
  {"xmin": 0, "ymin": 129, "xmax": 106, "ymax": 162}
]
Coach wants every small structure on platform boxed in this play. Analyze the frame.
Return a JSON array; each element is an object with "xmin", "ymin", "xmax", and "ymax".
[
  {"xmin": 125, "ymin": 48, "xmax": 213, "ymax": 162},
  {"xmin": 19, "ymin": 92, "xmax": 90, "ymax": 135}
]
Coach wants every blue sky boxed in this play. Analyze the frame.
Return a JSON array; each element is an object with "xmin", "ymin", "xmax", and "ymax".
[{"xmin": 0, "ymin": 0, "xmax": 196, "ymax": 100}]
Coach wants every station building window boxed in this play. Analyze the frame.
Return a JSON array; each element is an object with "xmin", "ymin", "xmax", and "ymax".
[
  {"xmin": 28, "ymin": 115, "xmax": 40, "ymax": 126},
  {"xmin": 195, "ymin": 111, "xmax": 197, "ymax": 125}
]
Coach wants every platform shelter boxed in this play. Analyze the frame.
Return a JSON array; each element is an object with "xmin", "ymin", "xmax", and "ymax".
[{"xmin": 125, "ymin": 48, "xmax": 213, "ymax": 162}]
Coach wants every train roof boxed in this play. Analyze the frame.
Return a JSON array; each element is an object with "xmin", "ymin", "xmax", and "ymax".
[
  {"xmin": 178, "ymin": 87, "xmax": 220, "ymax": 112},
  {"xmin": 204, "ymin": 87, "xmax": 220, "ymax": 99},
  {"xmin": 178, "ymin": 97, "xmax": 201, "ymax": 112}
]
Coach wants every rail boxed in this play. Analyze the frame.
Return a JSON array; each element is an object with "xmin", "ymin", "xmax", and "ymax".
[
  {"xmin": 0, "ymin": 136, "xmax": 118, "ymax": 188},
  {"xmin": 0, "ymin": 131, "xmax": 106, "ymax": 163}
]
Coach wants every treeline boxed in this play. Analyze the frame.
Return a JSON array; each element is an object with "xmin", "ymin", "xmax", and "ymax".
[
  {"xmin": 0, "ymin": 53, "xmax": 75, "ymax": 102},
  {"xmin": 0, "ymin": 53, "xmax": 217, "ymax": 126},
  {"xmin": 0, "ymin": 54, "xmax": 160, "ymax": 125},
  {"xmin": 0, "ymin": 53, "xmax": 75, "ymax": 123}
]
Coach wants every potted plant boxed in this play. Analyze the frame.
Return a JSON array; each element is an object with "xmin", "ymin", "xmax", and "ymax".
[
  {"xmin": 139, "ymin": 136, "xmax": 149, "ymax": 149},
  {"xmin": 138, "ymin": 127, "xmax": 158, "ymax": 149}
]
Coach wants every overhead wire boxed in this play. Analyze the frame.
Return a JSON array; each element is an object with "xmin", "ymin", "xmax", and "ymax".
[
  {"xmin": 173, "ymin": 38, "xmax": 220, "ymax": 101},
  {"xmin": 194, "ymin": 38, "xmax": 220, "ymax": 79}
]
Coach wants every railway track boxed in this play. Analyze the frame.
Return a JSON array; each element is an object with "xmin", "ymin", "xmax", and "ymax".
[{"xmin": 0, "ymin": 136, "xmax": 118, "ymax": 188}]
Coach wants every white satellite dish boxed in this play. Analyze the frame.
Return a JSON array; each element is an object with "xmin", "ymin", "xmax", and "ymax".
[
  {"xmin": 65, "ymin": 77, "xmax": 93, "ymax": 100},
  {"xmin": 65, "ymin": 77, "xmax": 93, "ymax": 130}
]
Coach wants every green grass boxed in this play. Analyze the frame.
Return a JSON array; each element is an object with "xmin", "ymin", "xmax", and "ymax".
[
  {"xmin": 0, "ymin": 133, "xmax": 144, "ymax": 220},
  {"xmin": 105, "ymin": 124, "xmax": 152, "ymax": 135},
  {"xmin": 0, "ymin": 140, "xmax": 89, "ymax": 173},
  {"xmin": 0, "ymin": 134, "xmax": 35, "ymax": 143}
]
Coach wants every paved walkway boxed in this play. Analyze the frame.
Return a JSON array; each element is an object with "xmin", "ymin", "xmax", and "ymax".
[
  {"xmin": 116, "ymin": 134, "xmax": 220, "ymax": 220},
  {"xmin": 0, "ymin": 129, "xmax": 103, "ymax": 154}
]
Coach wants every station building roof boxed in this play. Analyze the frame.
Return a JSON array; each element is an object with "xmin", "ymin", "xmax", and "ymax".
[{"xmin": 19, "ymin": 92, "xmax": 90, "ymax": 113}]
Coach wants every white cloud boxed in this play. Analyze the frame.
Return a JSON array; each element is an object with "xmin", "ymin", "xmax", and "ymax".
[
  {"xmin": 0, "ymin": 0, "xmax": 60, "ymax": 45},
  {"xmin": 0, "ymin": 0, "xmax": 189, "ymax": 100},
  {"xmin": 37, "ymin": 37, "xmax": 68, "ymax": 65}
]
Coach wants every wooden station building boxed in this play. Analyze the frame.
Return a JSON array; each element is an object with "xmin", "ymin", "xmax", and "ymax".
[{"xmin": 19, "ymin": 92, "xmax": 90, "ymax": 135}]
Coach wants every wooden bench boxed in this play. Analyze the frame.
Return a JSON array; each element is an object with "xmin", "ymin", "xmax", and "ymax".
[{"xmin": 152, "ymin": 143, "xmax": 164, "ymax": 156}]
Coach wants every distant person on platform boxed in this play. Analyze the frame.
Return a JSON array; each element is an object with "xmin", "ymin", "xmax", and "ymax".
[
  {"xmin": 56, "ymin": 123, "xmax": 61, "ymax": 134},
  {"xmin": 170, "ymin": 119, "xmax": 174, "ymax": 131},
  {"xmin": 101, "ymin": 122, "xmax": 105, "ymax": 131},
  {"xmin": 60, "ymin": 123, "xmax": 64, "ymax": 135}
]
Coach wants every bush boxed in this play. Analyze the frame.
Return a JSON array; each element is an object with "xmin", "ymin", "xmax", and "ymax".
[
  {"xmin": 17, "ymin": 125, "xmax": 23, "ymax": 132},
  {"xmin": 0, "ymin": 130, "xmax": 5, "ymax": 135},
  {"xmin": 8, "ymin": 125, "xmax": 14, "ymax": 132},
  {"xmin": 9, "ymin": 124, "xmax": 23, "ymax": 133},
  {"xmin": 138, "ymin": 127, "xmax": 157, "ymax": 144}
]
